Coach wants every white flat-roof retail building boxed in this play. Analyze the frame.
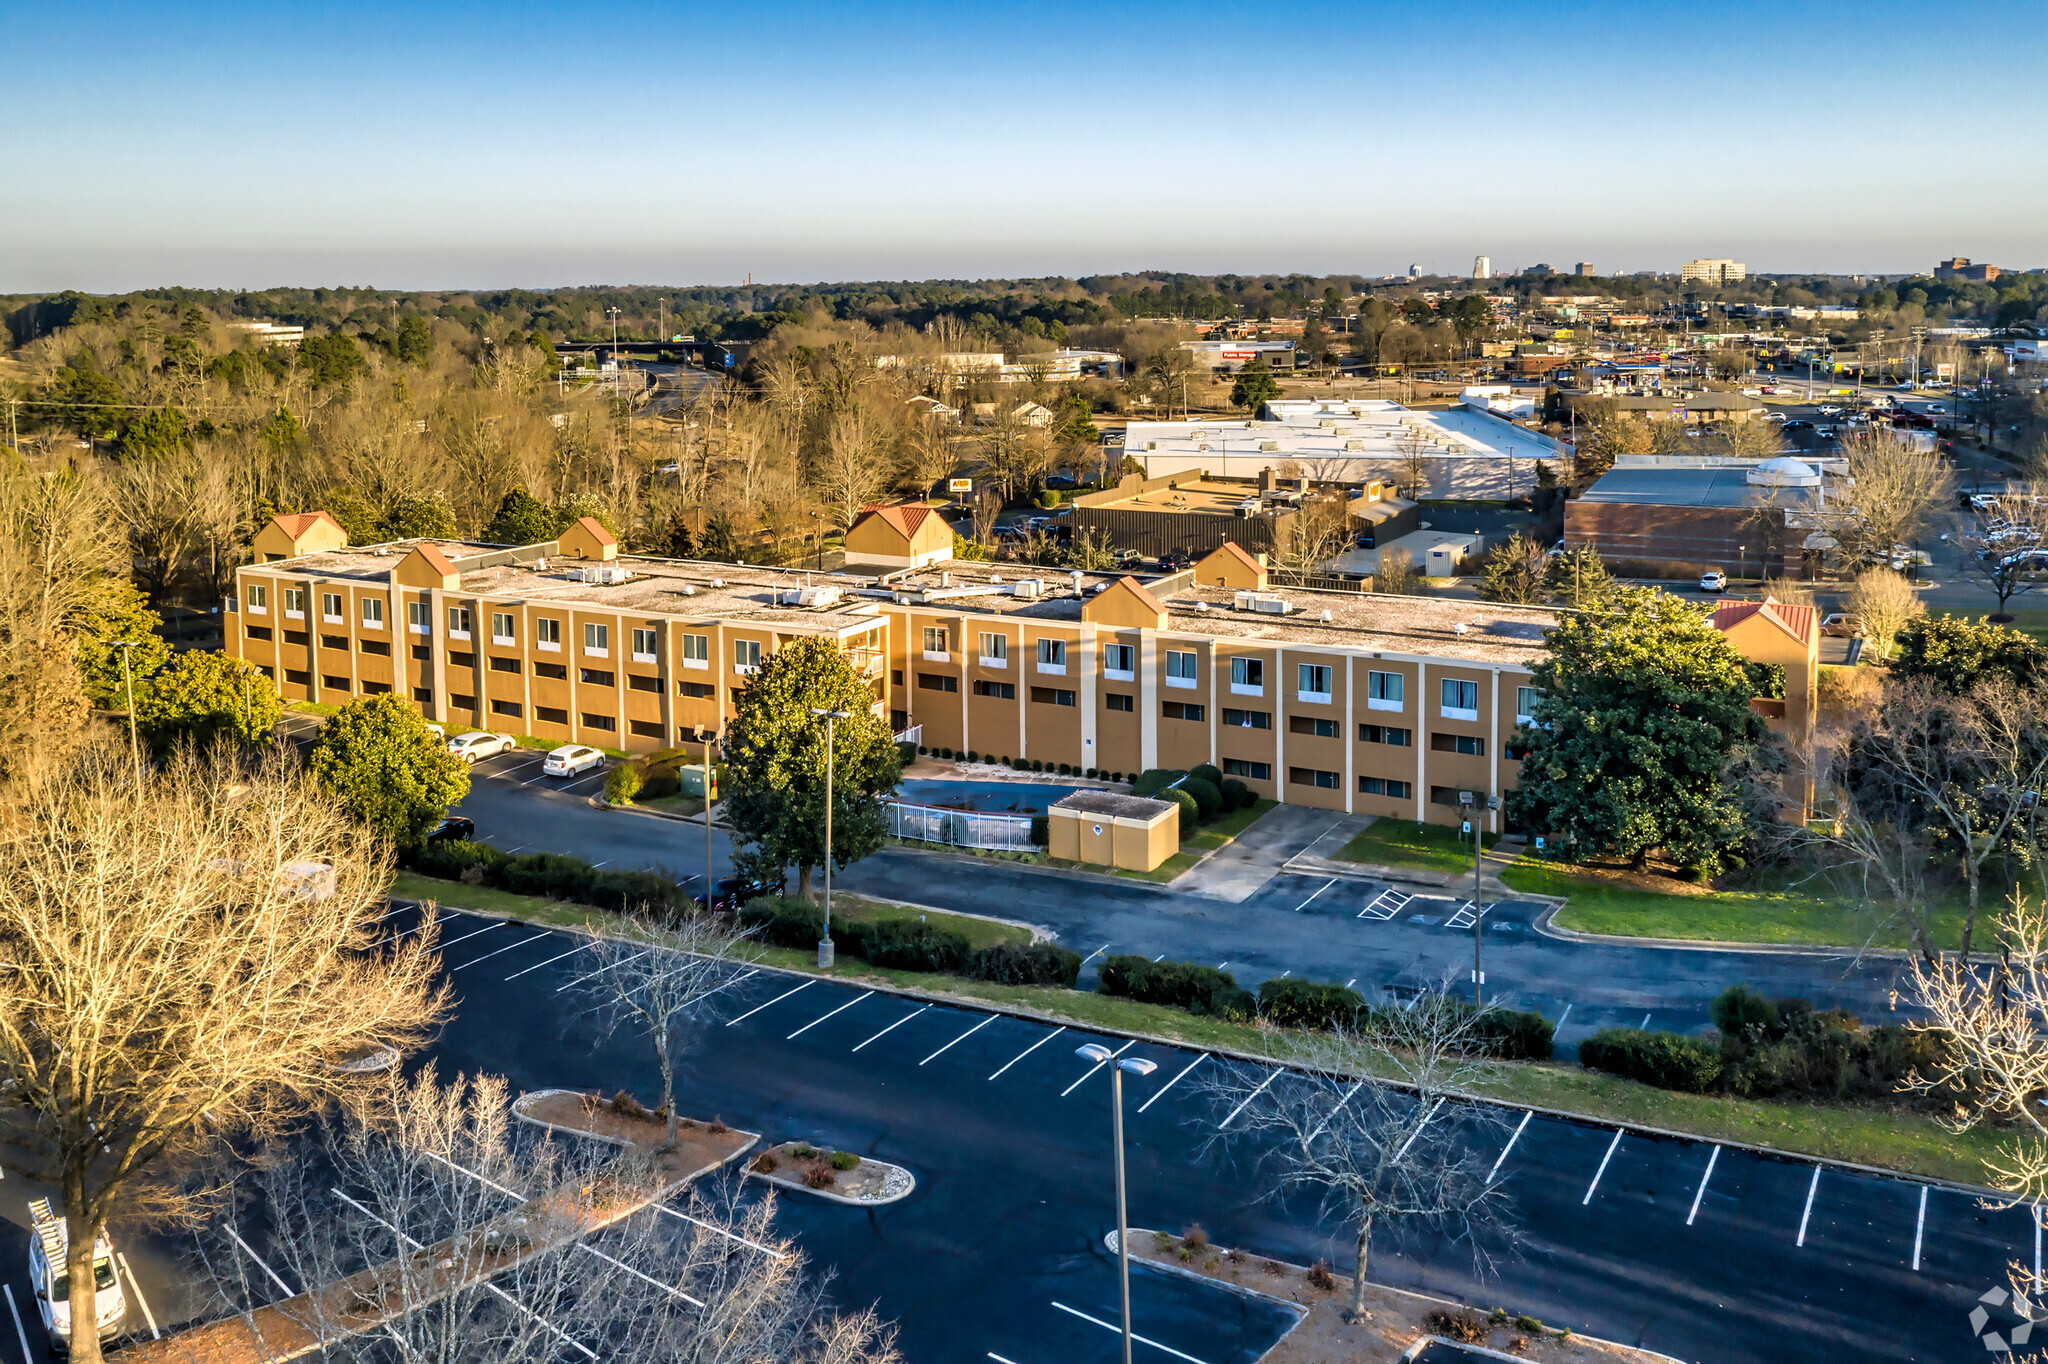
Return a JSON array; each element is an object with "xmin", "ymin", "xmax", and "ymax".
[
  {"xmin": 1180, "ymin": 340, "xmax": 1297, "ymax": 370},
  {"xmin": 1123, "ymin": 398, "xmax": 1565, "ymax": 500}
]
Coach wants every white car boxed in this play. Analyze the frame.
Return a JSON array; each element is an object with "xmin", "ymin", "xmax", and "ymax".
[
  {"xmin": 543, "ymin": 745, "xmax": 606, "ymax": 777},
  {"xmin": 1698, "ymin": 570, "xmax": 1728, "ymax": 593},
  {"xmin": 28, "ymin": 1198, "xmax": 124, "ymax": 1350},
  {"xmin": 425, "ymin": 722, "xmax": 445, "ymax": 740},
  {"xmin": 1817, "ymin": 404, "xmax": 1844, "ymax": 416},
  {"xmin": 447, "ymin": 731, "xmax": 518, "ymax": 763}
]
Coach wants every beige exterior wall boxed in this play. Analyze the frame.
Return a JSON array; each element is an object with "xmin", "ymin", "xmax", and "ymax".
[{"xmin": 1049, "ymin": 806, "xmax": 1177, "ymax": 871}]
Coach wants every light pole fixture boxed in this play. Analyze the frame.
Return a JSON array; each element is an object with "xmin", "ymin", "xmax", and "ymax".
[
  {"xmin": 1077, "ymin": 1043, "xmax": 1158, "ymax": 1364},
  {"xmin": 1460, "ymin": 791, "xmax": 1499, "ymax": 1004},
  {"xmin": 607, "ymin": 306, "xmax": 622, "ymax": 365},
  {"xmin": 810, "ymin": 708, "xmax": 852, "ymax": 968}
]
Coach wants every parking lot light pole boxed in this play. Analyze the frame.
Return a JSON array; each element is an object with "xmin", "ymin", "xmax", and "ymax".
[
  {"xmin": 811, "ymin": 708, "xmax": 851, "ymax": 969},
  {"xmin": 1076, "ymin": 1043, "xmax": 1158, "ymax": 1364}
]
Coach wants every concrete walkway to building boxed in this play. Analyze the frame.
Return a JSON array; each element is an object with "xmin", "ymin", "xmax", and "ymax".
[
  {"xmin": 1283, "ymin": 826, "xmax": 1539, "ymax": 901},
  {"xmin": 1172, "ymin": 805, "xmax": 1363, "ymax": 902}
]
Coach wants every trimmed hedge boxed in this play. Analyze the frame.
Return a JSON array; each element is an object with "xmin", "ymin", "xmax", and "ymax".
[
  {"xmin": 1258, "ymin": 977, "xmax": 1367, "ymax": 1030},
  {"xmin": 404, "ymin": 841, "xmax": 688, "ymax": 918},
  {"xmin": 735, "ymin": 896, "xmax": 1080, "ymax": 988},
  {"xmin": 968, "ymin": 942, "xmax": 1083, "ymax": 988},
  {"xmin": 1458, "ymin": 1005, "xmax": 1556, "ymax": 1062},
  {"xmin": 1097, "ymin": 956, "xmax": 1255, "ymax": 1020},
  {"xmin": 1578, "ymin": 1028, "xmax": 1724, "ymax": 1093}
]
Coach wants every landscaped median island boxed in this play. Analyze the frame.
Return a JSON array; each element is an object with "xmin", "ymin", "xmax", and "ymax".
[
  {"xmin": 1121, "ymin": 1227, "xmax": 1676, "ymax": 1364},
  {"xmin": 747, "ymin": 1142, "xmax": 915, "ymax": 1206}
]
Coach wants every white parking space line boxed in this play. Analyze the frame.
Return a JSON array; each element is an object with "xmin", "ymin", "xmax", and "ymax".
[
  {"xmin": 333, "ymin": 1187, "xmax": 597, "ymax": 1359},
  {"xmin": 787, "ymin": 991, "xmax": 874, "ymax": 1040},
  {"xmin": 1220, "ymin": 1072, "xmax": 1277, "ymax": 1129},
  {"xmin": 988, "ymin": 1355, "xmax": 1022, "ymax": 1364},
  {"xmin": 1082, "ymin": 944, "xmax": 1110, "ymax": 965},
  {"xmin": 1358, "ymin": 888, "xmax": 1411, "ymax": 920},
  {"xmin": 1151, "ymin": 954, "xmax": 1165, "ymax": 962},
  {"xmin": 1797, "ymin": 1167, "xmax": 1821, "ymax": 1246},
  {"xmin": 1307, "ymin": 1082, "xmax": 1363, "ymax": 1142},
  {"xmin": 922, "ymin": 1015, "xmax": 997, "ymax": 1065},
  {"xmin": 1686, "ymin": 1146, "xmax": 1721, "ymax": 1226},
  {"xmin": 1137, "ymin": 1054, "xmax": 1207, "ymax": 1114},
  {"xmin": 450, "ymin": 931, "xmax": 552, "ymax": 971},
  {"xmin": 115, "ymin": 1250, "xmax": 159, "ymax": 1338},
  {"xmin": 1051, "ymin": 1301, "xmax": 1212, "ymax": 1364},
  {"xmin": 438, "ymin": 921, "xmax": 503, "ymax": 951},
  {"xmin": 1640, "ymin": 1013, "xmax": 1651, "ymax": 1029},
  {"xmin": 1294, "ymin": 878, "xmax": 1335, "ymax": 912},
  {"xmin": 1911, "ymin": 1184, "xmax": 1928, "ymax": 1271},
  {"xmin": 1488, "ymin": 1112, "xmax": 1532, "ymax": 1181},
  {"xmin": 1393, "ymin": 1098, "xmax": 1443, "ymax": 1161},
  {"xmin": 989, "ymin": 1026, "xmax": 1066, "ymax": 1081},
  {"xmin": 5, "ymin": 1284, "xmax": 33, "ymax": 1364},
  {"xmin": 653, "ymin": 1202, "xmax": 791, "ymax": 1258},
  {"xmin": 726, "ymin": 979, "xmax": 812, "ymax": 1026},
  {"xmin": 1061, "ymin": 1039, "xmax": 1135, "ymax": 1097},
  {"xmin": 367, "ymin": 904, "xmax": 411, "ymax": 925},
  {"xmin": 1556, "ymin": 1003, "xmax": 1572, "ymax": 1028},
  {"xmin": 852, "ymin": 1005, "xmax": 930, "ymax": 1052},
  {"xmin": 1582, "ymin": 1129, "xmax": 1624, "ymax": 1205},
  {"xmin": 505, "ymin": 941, "xmax": 595, "ymax": 980},
  {"xmin": 225, "ymin": 1225, "xmax": 296, "ymax": 1298},
  {"xmin": 579, "ymin": 1241, "xmax": 705, "ymax": 1307},
  {"xmin": 2034, "ymin": 1204, "xmax": 2041, "ymax": 1287}
]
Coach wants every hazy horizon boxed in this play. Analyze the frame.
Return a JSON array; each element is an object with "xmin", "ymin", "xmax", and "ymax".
[{"xmin": 6, "ymin": 0, "xmax": 2042, "ymax": 295}]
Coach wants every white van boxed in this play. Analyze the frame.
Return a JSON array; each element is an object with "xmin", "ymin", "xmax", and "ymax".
[{"xmin": 28, "ymin": 1199, "xmax": 125, "ymax": 1351}]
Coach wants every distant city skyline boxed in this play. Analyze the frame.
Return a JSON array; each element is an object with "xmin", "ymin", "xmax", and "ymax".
[{"xmin": 3, "ymin": 0, "xmax": 2041, "ymax": 294}]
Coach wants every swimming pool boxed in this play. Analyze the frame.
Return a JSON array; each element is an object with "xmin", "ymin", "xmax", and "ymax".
[{"xmin": 893, "ymin": 779, "xmax": 1082, "ymax": 813}]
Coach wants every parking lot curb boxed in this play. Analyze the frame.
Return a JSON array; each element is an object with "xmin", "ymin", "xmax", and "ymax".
[
  {"xmin": 1530, "ymin": 902, "xmax": 2000, "ymax": 965},
  {"xmin": 746, "ymin": 1146, "xmax": 916, "ymax": 1206}
]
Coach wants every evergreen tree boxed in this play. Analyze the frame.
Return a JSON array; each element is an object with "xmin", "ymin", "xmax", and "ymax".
[
  {"xmin": 484, "ymin": 486, "xmax": 557, "ymax": 545},
  {"xmin": 310, "ymin": 694, "xmax": 470, "ymax": 847},
  {"xmin": 1230, "ymin": 359, "xmax": 1281, "ymax": 413},
  {"xmin": 134, "ymin": 650, "xmax": 281, "ymax": 753}
]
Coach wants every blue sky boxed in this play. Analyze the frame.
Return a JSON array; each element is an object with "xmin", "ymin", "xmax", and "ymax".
[{"xmin": 4, "ymin": 1, "xmax": 2042, "ymax": 292}]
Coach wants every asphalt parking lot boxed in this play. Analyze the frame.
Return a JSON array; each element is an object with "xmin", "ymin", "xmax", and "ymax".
[{"xmin": 391, "ymin": 903, "xmax": 2027, "ymax": 1364}]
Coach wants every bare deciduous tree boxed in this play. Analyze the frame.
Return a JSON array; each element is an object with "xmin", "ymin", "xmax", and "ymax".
[
  {"xmin": 1269, "ymin": 497, "xmax": 1351, "ymax": 579},
  {"xmin": 1844, "ymin": 567, "xmax": 1924, "ymax": 661},
  {"xmin": 579, "ymin": 915, "xmax": 761, "ymax": 1150},
  {"xmin": 0, "ymin": 463, "xmax": 116, "ymax": 788},
  {"xmin": 198, "ymin": 1070, "xmax": 901, "ymax": 1364},
  {"xmin": 1837, "ymin": 427, "xmax": 1949, "ymax": 567},
  {"xmin": 1201, "ymin": 993, "xmax": 1516, "ymax": 1321},
  {"xmin": 1374, "ymin": 551, "xmax": 1423, "ymax": 596},
  {"xmin": 0, "ymin": 746, "xmax": 449, "ymax": 1364}
]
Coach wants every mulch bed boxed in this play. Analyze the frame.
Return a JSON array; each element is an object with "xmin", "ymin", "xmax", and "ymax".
[
  {"xmin": 515, "ymin": 1090, "xmax": 757, "ymax": 1178},
  {"xmin": 1130, "ymin": 1229, "xmax": 1676, "ymax": 1364},
  {"xmin": 746, "ymin": 1140, "xmax": 906, "ymax": 1201}
]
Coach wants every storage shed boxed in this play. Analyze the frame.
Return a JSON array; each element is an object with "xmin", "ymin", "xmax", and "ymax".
[{"xmin": 1047, "ymin": 791, "xmax": 1179, "ymax": 872}]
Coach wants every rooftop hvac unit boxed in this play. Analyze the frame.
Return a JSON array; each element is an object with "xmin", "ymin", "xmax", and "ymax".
[
  {"xmin": 1318, "ymin": 419, "xmax": 1336, "ymax": 428},
  {"xmin": 1233, "ymin": 590, "xmax": 1255, "ymax": 611},
  {"xmin": 1345, "ymin": 439, "xmax": 1364, "ymax": 451},
  {"xmin": 710, "ymin": 578, "xmax": 724, "ymax": 588},
  {"xmin": 1320, "ymin": 609, "xmax": 1333, "ymax": 622},
  {"xmin": 595, "ymin": 565, "xmax": 631, "ymax": 584},
  {"xmin": 1258, "ymin": 440, "xmax": 1279, "ymax": 452},
  {"xmin": 796, "ymin": 585, "xmax": 842, "ymax": 609},
  {"xmin": 1011, "ymin": 578, "xmax": 1045, "ymax": 599},
  {"xmin": 1252, "ymin": 595, "xmax": 1291, "ymax": 615},
  {"xmin": 1194, "ymin": 601, "xmax": 1208, "ymax": 612},
  {"xmin": 679, "ymin": 584, "xmax": 696, "ymax": 596}
]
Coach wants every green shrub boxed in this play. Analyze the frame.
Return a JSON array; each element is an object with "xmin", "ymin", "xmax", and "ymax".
[
  {"xmin": 858, "ymin": 920, "xmax": 970, "ymax": 973},
  {"xmin": 830, "ymin": 1151, "xmax": 859, "ymax": 1171},
  {"xmin": 1710, "ymin": 984, "xmax": 1781, "ymax": 1041},
  {"xmin": 736, "ymin": 896, "xmax": 828, "ymax": 950},
  {"xmin": 638, "ymin": 769, "xmax": 682, "ymax": 800},
  {"xmin": 1084, "ymin": 767, "xmax": 1098, "ymax": 779},
  {"xmin": 966, "ymin": 942, "xmax": 1081, "ymax": 987},
  {"xmin": 1257, "ymin": 977, "xmax": 1365, "ymax": 1030},
  {"xmin": 605, "ymin": 763, "xmax": 645, "ymax": 804},
  {"xmin": 1219, "ymin": 778, "xmax": 1253, "ymax": 811},
  {"xmin": 898, "ymin": 741, "xmax": 918, "ymax": 767},
  {"xmin": 1578, "ymin": 1028, "xmax": 1724, "ymax": 1093},
  {"xmin": 1029, "ymin": 815, "xmax": 1049, "ymax": 847},
  {"xmin": 1132, "ymin": 768, "xmax": 1184, "ymax": 799},
  {"xmin": 1165, "ymin": 788, "xmax": 1198, "ymax": 829},
  {"xmin": 940, "ymin": 746, "xmax": 953, "ymax": 759},
  {"xmin": 1461, "ymin": 1006, "xmax": 1555, "ymax": 1061},
  {"xmin": 1180, "ymin": 777, "xmax": 1222, "ymax": 822},
  {"xmin": 1190, "ymin": 763, "xmax": 1223, "ymax": 790},
  {"xmin": 1039, "ymin": 490, "xmax": 1060, "ymax": 508},
  {"xmin": 1098, "ymin": 956, "xmax": 1254, "ymax": 1020}
]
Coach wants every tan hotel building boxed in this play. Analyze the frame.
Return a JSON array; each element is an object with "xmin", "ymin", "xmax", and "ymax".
[{"xmin": 228, "ymin": 514, "xmax": 1814, "ymax": 834}]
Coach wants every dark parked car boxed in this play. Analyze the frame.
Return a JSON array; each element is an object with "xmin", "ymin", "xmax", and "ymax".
[
  {"xmin": 1043, "ymin": 474, "xmax": 1079, "ymax": 490},
  {"xmin": 1156, "ymin": 550, "xmax": 1193, "ymax": 572},
  {"xmin": 697, "ymin": 873, "xmax": 787, "ymax": 913},
  {"xmin": 426, "ymin": 816, "xmax": 476, "ymax": 843}
]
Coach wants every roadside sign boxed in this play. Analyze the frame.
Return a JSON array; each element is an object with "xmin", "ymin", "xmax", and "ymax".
[{"xmin": 947, "ymin": 477, "xmax": 972, "ymax": 493}]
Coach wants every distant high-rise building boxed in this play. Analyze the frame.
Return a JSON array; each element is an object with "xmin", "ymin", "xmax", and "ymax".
[
  {"xmin": 1934, "ymin": 257, "xmax": 2001, "ymax": 282},
  {"xmin": 1574, "ymin": 262, "xmax": 1596, "ymax": 277},
  {"xmin": 1408, "ymin": 262, "xmax": 1421, "ymax": 277},
  {"xmin": 1473, "ymin": 255, "xmax": 1491, "ymax": 280},
  {"xmin": 1680, "ymin": 258, "xmax": 1747, "ymax": 284}
]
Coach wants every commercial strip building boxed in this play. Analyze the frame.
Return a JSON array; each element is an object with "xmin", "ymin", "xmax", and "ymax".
[
  {"xmin": 1123, "ymin": 398, "xmax": 1565, "ymax": 500},
  {"xmin": 1565, "ymin": 455, "xmax": 1847, "ymax": 577},
  {"xmin": 229, "ymin": 511, "xmax": 1815, "ymax": 831},
  {"xmin": 1063, "ymin": 470, "xmax": 1418, "ymax": 563}
]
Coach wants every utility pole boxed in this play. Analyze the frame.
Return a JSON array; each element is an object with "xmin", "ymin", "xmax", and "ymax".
[{"xmin": 810, "ymin": 708, "xmax": 850, "ymax": 968}]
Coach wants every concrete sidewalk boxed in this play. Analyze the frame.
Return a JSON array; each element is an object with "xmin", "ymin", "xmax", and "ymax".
[
  {"xmin": 1172, "ymin": 805, "xmax": 1362, "ymax": 902},
  {"xmin": 1283, "ymin": 828, "xmax": 1537, "ymax": 901}
]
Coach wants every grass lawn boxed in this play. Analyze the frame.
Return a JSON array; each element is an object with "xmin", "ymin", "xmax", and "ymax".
[
  {"xmin": 384, "ymin": 872, "xmax": 2004, "ymax": 1185},
  {"xmin": 1184, "ymin": 798, "xmax": 1278, "ymax": 850},
  {"xmin": 1336, "ymin": 818, "xmax": 1498, "ymax": 873},
  {"xmin": 288, "ymin": 701, "xmax": 342, "ymax": 718},
  {"xmin": 637, "ymin": 793, "xmax": 707, "ymax": 818},
  {"xmin": 1504, "ymin": 860, "xmax": 1971, "ymax": 952}
]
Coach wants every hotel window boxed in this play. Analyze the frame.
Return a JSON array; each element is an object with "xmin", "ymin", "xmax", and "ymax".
[
  {"xmin": 1289, "ymin": 716, "xmax": 1339, "ymax": 738},
  {"xmin": 1102, "ymin": 643, "xmax": 1134, "ymax": 678},
  {"xmin": 1164, "ymin": 649, "xmax": 1198, "ymax": 688},
  {"xmin": 1367, "ymin": 670, "xmax": 1403, "ymax": 710},
  {"xmin": 1030, "ymin": 687, "xmax": 1077, "ymax": 707},
  {"xmin": 923, "ymin": 627, "xmax": 950, "ymax": 658},
  {"xmin": 580, "ymin": 668, "xmax": 614, "ymax": 688},
  {"xmin": 1431, "ymin": 732, "xmax": 1485, "ymax": 756},
  {"xmin": 681, "ymin": 633, "xmax": 709, "ymax": 668},
  {"xmin": 492, "ymin": 612, "xmax": 516, "ymax": 645},
  {"xmin": 1517, "ymin": 685, "xmax": 1539, "ymax": 723},
  {"xmin": 533, "ymin": 661, "xmax": 568, "ymax": 680},
  {"xmin": 581, "ymin": 713, "xmax": 617, "ymax": 732},
  {"xmin": 979, "ymin": 632, "xmax": 1008, "ymax": 666},
  {"xmin": 322, "ymin": 592, "xmax": 343, "ymax": 624},
  {"xmin": 282, "ymin": 587, "xmax": 305, "ymax": 617},
  {"xmin": 677, "ymin": 680, "xmax": 716, "ymax": 699},
  {"xmin": 490, "ymin": 699, "xmax": 523, "ymax": 718},
  {"xmin": 489, "ymin": 656, "xmax": 520, "ymax": 673},
  {"xmin": 973, "ymin": 679, "xmax": 1016, "ymax": 700},
  {"xmin": 631, "ymin": 627, "xmax": 657, "ymax": 662},
  {"xmin": 629, "ymin": 674, "xmax": 661, "ymax": 693},
  {"xmin": 1037, "ymin": 638, "xmax": 1066, "ymax": 671},
  {"xmin": 536, "ymin": 617, "xmax": 561, "ymax": 650},
  {"xmin": 734, "ymin": 639, "xmax": 762, "ymax": 672},
  {"xmin": 583, "ymin": 622, "xmax": 609, "ymax": 656},
  {"xmin": 1222, "ymin": 707, "xmax": 1271, "ymax": 730},
  {"xmin": 1440, "ymin": 678, "xmax": 1480, "ymax": 720},
  {"xmin": 917, "ymin": 672, "xmax": 958, "ymax": 692},
  {"xmin": 1359, "ymin": 723, "xmax": 1412, "ymax": 746},
  {"xmin": 246, "ymin": 583, "xmax": 267, "ymax": 614},
  {"xmin": 1297, "ymin": 664, "xmax": 1332, "ymax": 699},
  {"xmin": 1288, "ymin": 767, "xmax": 1340, "ymax": 790},
  {"xmin": 1223, "ymin": 758, "xmax": 1271, "ymax": 781},
  {"xmin": 448, "ymin": 606, "xmax": 472, "ymax": 639},
  {"xmin": 1229, "ymin": 657, "xmax": 1264, "ymax": 691},
  {"xmin": 1162, "ymin": 700, "xmax": 1205, "ymax": 722},
  {"xmin": 360, "ymin": 598, "xmax": 384, "ymax": 629},
  {"xmin": 1105, "ymin": 692, "xmax": 1133, "ymax": 712},
  {"xmin": 407, "ymin": 601, "xmax": 430, "ymax": 634},
  {"xmin": 1358, "ymin": 776, "xmax": 1412, "ymax": 798}
]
